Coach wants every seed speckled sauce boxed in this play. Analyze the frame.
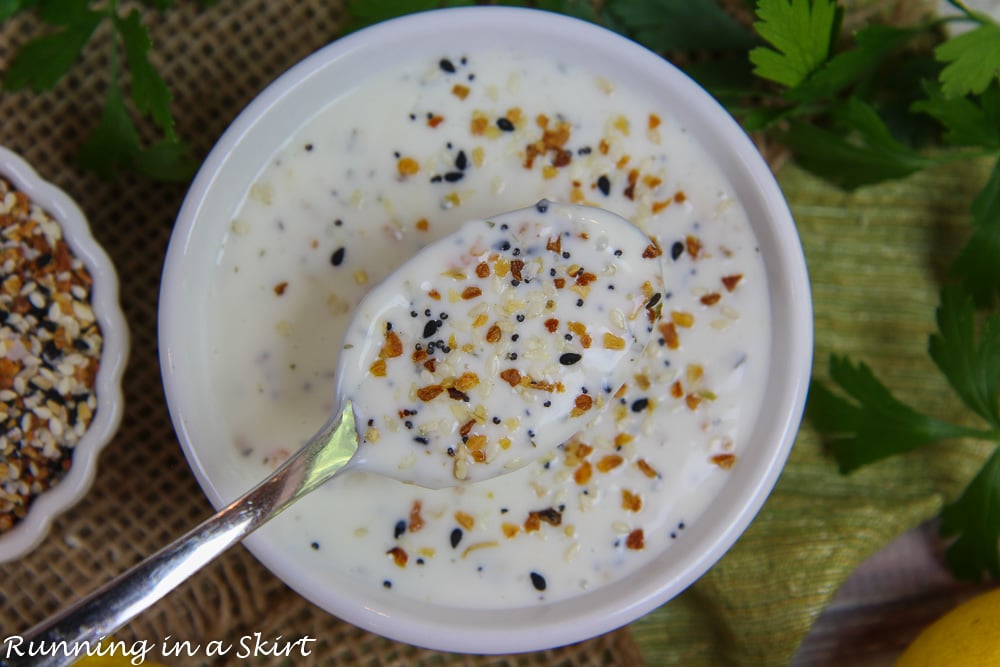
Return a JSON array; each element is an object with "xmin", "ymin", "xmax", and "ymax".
[
  {"xmin": 339, "ymin": 201, "xmax": 665, "ymax": 486},
  {"xmin": 209, "ymin": 47, "xmax": 771, "ymax": 607}
]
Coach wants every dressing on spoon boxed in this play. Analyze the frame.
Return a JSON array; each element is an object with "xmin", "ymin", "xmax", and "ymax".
[
  {"xmin": 339, "ymin": 199, "xmax": 666, "ymax": 486},
  {"xmin": 13, "ymin": 201, "xmax": 664, "ymax": 667}
]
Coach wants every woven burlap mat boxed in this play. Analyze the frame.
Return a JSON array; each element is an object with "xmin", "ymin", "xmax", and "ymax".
[{"xmin": 0, "ymin": 2, "xmax": 644, "ymax": 664}]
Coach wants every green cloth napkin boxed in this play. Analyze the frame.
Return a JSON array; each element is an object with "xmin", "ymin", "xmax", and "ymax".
[{"xmin": 630, "ymin": 158, "xmax": 996, "ymax": 665}]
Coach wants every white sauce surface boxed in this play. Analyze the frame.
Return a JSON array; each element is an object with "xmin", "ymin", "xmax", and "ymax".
[{"xmin": 207, "ymin": 48, "xmax": 771, "ymax": 607}]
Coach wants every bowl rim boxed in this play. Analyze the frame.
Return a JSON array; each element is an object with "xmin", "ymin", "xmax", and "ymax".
[
  {"xmin": 160, "ymin": 5, "xmax": 812, "ymax": 653},
  {"xmin": 0, "ymin": 145, "xmax": 129, "ymax": 563}
]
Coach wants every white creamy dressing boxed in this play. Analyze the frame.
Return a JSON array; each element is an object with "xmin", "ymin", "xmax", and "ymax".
[
  {"xmin": 339, "ymin": 201, "xmax": 666, "ymax": 486},
  {"xmin": 207, "ymin": 47, "xmax": 772, "ymax": 607}
]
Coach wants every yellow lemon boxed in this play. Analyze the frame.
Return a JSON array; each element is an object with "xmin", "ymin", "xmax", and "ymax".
[{"xmin": 896, "ymin": 587, "xmax": 1000, "ymax": 667}]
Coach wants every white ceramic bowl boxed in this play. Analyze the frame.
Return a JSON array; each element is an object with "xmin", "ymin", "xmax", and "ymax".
[
  {"xmin": 0, "ymin": 146, "xmax": 129, "ymax": 562},
  {"xmin": 160, "ymin": 7, "xmax": 811, "ymax": 653}
]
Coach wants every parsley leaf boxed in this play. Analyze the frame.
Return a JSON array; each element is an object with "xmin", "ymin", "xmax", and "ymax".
[
  {"xmin": 929, "ymin": 286, "xmax": 1000, "ymax": 426},
  {"xmin": 0, "ymin": 0, "xmax": 25, "ymax": 21},
  {"xmin": 604, "ymin": 0, "xmax": 755, "ymax": 52},
  {"xmin": 0, "ymin": 0, "xmax": 33, "ymax": 12},
  {"xmin": 783, "ymin": 97, "xmax": 939, "ymax": 189},
  {"xmin": 935, "ymin": 21, "xmax": 1000, "ymax": 98},
  {"xmin": 118, "ymin": 8, "xmax": 176, "ymax": 140},
  {"xmin": 951, "ymin": 159, "xmax": 1000, "ymax": 307},
  {"xmin": 807, "ymin": 355, "xmax": 975, "ymax": 473},
  {"xmin": 131, "ymin": 138, "xmax": 199, "ymax": 181},
  {"xmin": 2, "ymin": 8, "xmax": 102, "ymax": 91},
  {"xmin": 912, "ymin": 83, "xmax": 1000, "ymax": 148},
  {"xmin": 78, "ymin": 74, "xmax": 143, "ymax": 180},
  {"xmin": 749, "ymin": 0, "xmax": 842, "ymax": 88},
  {"xmin": 76, "ymin": 50, "xmax": 196, "ymax": 181},
  {"xmin": 940, "ymin": 445, "xmax": 1000, "ymax": 580},
  {"xmin": 37, "ymin": 0, "xmax": 92, "ymax": 25},
  {"xmin": 790, "ymin": 23, "xmax": 915, "ymax": 101},
  {"xmin": 535, "ymin": 0, "xmax": 599, "ymax": 23}
]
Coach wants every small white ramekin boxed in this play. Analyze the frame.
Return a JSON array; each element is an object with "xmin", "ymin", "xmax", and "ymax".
[{"xmin": 0, "ymin": 146, "xmax": 129, "ymax": 562}]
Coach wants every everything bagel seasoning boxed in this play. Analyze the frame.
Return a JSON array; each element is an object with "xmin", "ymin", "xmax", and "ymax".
[{"xmin": 0, "ymin": 177, "xmax": 102, "ymax": 532}]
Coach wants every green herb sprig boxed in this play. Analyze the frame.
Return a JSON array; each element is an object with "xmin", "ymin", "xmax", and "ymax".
[
  {"xmin": 745, "ymin": 0, "xmax": 1000, "ymax": 581},
  {"xmin": 0, "ymin": 0, "xmax": 213, "ymax": 180}
]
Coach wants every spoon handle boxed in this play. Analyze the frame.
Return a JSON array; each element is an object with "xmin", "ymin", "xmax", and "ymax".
[{"xmin": 10, "ymin": 403, "xmax": 358, "ymax": 667}]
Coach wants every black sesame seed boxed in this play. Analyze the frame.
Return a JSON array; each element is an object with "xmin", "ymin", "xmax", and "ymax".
[
  {"xmin": 414, "ymin": 436, "xmax": 430, "ymax": 445},
  {"xmin": 455, "ymin": 150, "xmax": 468, "ymax": 170},
  {"xmin": 430, "ymin": 175, "xmax": 443, "ymax": 183},
  {"xmin": 439, "ymin": 58, "xmax": 456, "ymax": 73},
  {"xmin": 597, "ymin": 175, "xmax": 611, "ymax": 196},
  {"xmin": 559, "ymin": 353, "xmax": 582, "ymax": 366},
  {"xmin": 497, "ymin": 117, "xmax": 515, "ymax": 131},
  {"xmin": 331, "ymin": 247, "xmax": 346, "ymax": 266},
  {"xmin": 578, "ymin": 146, "xmax": 592, "ymax": 155},
  {"xmin": 444, "ymin": 171, "xmax": 464, "ymax": 182},
  {"xmin": 631, "ymin": 398, "xmax": 650, "ymax": 412},
  {"xmin": 450, "ymin": 528, "xmax": 463, "ymax": 548},
  {"xmin": 646, "ymin": 293, "xmax": 661, "ymax": 309},
  {"xmin": 42, "ymin": 340, "xmax": 60, "ymax": 361},
  {"xmin": 423, "ymin": 320, "xmax": 440, "ymax": 338},
  {"xmin": 530, "ymin": 571, "xmax": 547, "ymax": 591},
  {"xmin": 671, "ymin": 241, "xmax": 684, "ymax": 260},
  {"xmin": 394, "ymin": 520, "xmax": 406, "ymax": 539}
]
